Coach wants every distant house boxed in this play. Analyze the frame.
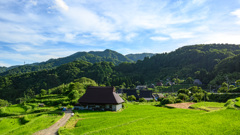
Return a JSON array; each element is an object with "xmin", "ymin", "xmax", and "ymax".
[
  {"xmin": 116, "ymin": 89, "xmax": 123, "ymax": 94},
  {"xmin": 38, "ymin": 103, "xmax": 45, "ymax": 107},
  {"xmin": 136, "ymin": 85, "xmax": 147, "ymax": 90},
  {"xmin": 193, "ymin": 79, "xmax": 202, "ymax": 85},
  {"xmin": 76, "ymin": 86, "xmax": 124, "ymax": 111},
  {"xmin": 156, "ymin": 82, "xmax": 163, "ymax": 86},
  {"xmin": 149, "ymin": 84, "xmax": 155, "ymax": 88},
  {"xmin": 139, "ymin": 90, "xmax": 154, "ymax": 101},
  {"xmin": 165, "ymin": 81, "xmax": 174, "ymax": 86},
  {"xmin": 123, "ymin": 89, "xmax": 139, "ymax": 100},
  {"xmin": 152, "ymin": 93, "xmax": 164, "ymax": 101}
]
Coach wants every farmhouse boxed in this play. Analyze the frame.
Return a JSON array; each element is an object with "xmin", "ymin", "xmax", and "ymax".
[
  {"xmin": 76, "ymin": 86, "xmax": 124, "ymax": 111},
  {"xmin": 136, "ymin": 85, "xmax": 147, "ymax": 90},
  {"xmin": 123, "ymin": 89, "xmax": 139, "ymax": 100},
  {"xmin": 139, "ymin": 90, "xmax": 154, "ymax": 101}
]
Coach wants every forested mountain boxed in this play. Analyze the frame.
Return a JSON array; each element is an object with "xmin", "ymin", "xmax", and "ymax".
[
  {"xmin": 116, "ymin": 44, "xmax": 240, "ymax": 84},
  {"xmin": 0, "ymin": 49, "xmax": 133, "ymax": 76},
  {"xmin": 126, "ymin": 53, "xmax": 155, "ymax": 61},
  {"xmin": 0, "ymin": 67, "xmax": 8, "ymax": 73},
  {"xmin": 210, "ymin": 54, "xmax": 240, "ymax": 85},
  {"xmin": 1, "ymin": 44, "xmax": 240, "ymax": 103}
]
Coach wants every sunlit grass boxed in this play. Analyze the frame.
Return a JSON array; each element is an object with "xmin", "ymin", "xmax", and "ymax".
[
  {"xmin": 59, "ymin": 103, "xmax": 240, "ymax": 135},
  {"xmin": 190, "ymin": 102, "xmax": 226, "ymax": 111},
  {"xmin": 3, "ymin": 113, "xmax": 63, "ymax": 135}
]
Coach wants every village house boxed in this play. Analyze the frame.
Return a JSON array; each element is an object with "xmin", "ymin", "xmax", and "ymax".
[
  {"xmin": 139, "ymin": 90, "xmax": 154, "ymax": 101},
  {"xmin": 136, "ymin": 85, "xmax": 147, "ymax": 90},
  {"xmin": 193, "ymin": 79, "xmax": 202, "ymax": 85},
  {"xmin": 75, "ymin": 86, "xmax": 124, "ymax": 111},
  {"xmin": 123, "ymin": 89, "xmax": 139, "ymax": 100}
]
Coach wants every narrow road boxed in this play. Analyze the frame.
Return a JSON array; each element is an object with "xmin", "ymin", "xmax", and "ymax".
[{"xmin": 33, "ymin": 110, "xmax": 72, "ymax": 135}]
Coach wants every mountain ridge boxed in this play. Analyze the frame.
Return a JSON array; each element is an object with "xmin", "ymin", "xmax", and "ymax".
[{"xmin": 0, "ymin": 49, "xmax": 154, "ymax": 76}]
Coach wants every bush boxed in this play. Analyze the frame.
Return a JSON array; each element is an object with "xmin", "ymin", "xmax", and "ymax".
[
  {"xmin": 139, "ymin": 98, "xmax": 146, "ymax": 102},
  {"xmin": 148, "ymin": 99, "xmax": 154, "ymax": 102},
  {"xmin": 175, "ymin": 99, "xmax": 183, "ymax": 103},
  {"xmin": 161, "ymin": 96, "xmax": 175, "ymax": 105},
  {"xmin": 178, "ymin": 89, "xmax": 190, "ymax": 96},
  {"xmin": 192, "ymin": 93, "xmax": 207, "ymax": 102},
  {"xmin": 229, "ymin": 87, "xmax": 240, "ymax": 93},
  {"xmin": 224, "ymin": 99, "xmax": 236, "ymax": 109},
  {"xmin": 128, "ymin": 95, "xmax": 136, "ymax": 101},
  {"xmin": 20, "ymin": 115, "xmax": 30, "ymax": 124},
  {"xmin": 177, "ymin": 93, "xmax": 189, "ymax": 101}
]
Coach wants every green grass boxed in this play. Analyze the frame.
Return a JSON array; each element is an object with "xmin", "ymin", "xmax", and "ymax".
[
  {"xmin": 0, "ymin": 118, "xmax": 22, "ymax": 134},
  {"xmin": 3, "ymin": 104, "xmax": 26, "ymax": 113},
  {"xmin": 59, "ymin": 103, "xmax": 240, "ymax": 135},
  {"xmin": 2, "ymin": 113, "xmax": 63, "ymax": 135},
  {"xmin": 190, "ymin": 102, "xmax": 226, "ymax": 111},
  {"xmin": 235, "ymin": 97, "xmax": 240, "ymax": 107}
]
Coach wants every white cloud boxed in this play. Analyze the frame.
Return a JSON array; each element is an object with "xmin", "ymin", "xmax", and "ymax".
[
  {"xmin": 125, "ymin": 33, "xmax": 137, "ymax": 41},
  {"xmin": 231, "ymin": 9, "xmax": 240, "ymax": 18},
  {"xmin": 231, "ymin": 9, "xmax": 240, "ymax": 25},
  {"xmin": 204, "ymin": 33, "xmax": 240, "ymax": 44},
  {"xmin": 150, "ymin": 36, "xmax": 169, "ymax": 41},
  {"xmin": 91, "ymin": 32, "xmax": 121, "ymax": 41},
  {"xmin": 55, "ymin": 0, "xmax": 69, "ymax": 11},
  {"xmin": 11, "ymin": 45, "xmax": 34, "ymax": 52},
  {"xmin": 0, "ymin": 61, "xmax": 11, "ymax": 67},
  {"xmin": 170, "ymin": 32, "xmax": 195, "ymax": 39}
]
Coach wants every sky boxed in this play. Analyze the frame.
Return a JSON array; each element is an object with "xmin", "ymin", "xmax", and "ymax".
[{"xmin": 0, "ymin": 0, "xmax": 240, "ymax": 67}]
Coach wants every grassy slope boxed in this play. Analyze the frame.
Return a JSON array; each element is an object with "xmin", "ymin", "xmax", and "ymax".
[
  {"xmin": 0, "ymin": 94, "xmax": 65, "ymax": 135},
  {"xmin": 190, "ymin": 102, "xmax": 225, "ymax": 110},
  {"xmin": 59, "ymin": 103, "xmax": 240, "ymax": 135},
  {"xmin": 5, "ymin": 113, "xmax": 63, "ymax": 135},
  {"xmin": 235, "ymin": 97, "xmax": 240, "ymax": 107}
]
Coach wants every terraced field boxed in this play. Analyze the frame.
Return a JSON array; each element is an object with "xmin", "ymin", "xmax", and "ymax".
[{"xmin": 59, "ymin": 103, "xmax": 240, "ymax": 135}]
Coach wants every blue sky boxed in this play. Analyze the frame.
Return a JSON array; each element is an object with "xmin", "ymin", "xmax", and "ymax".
[{"xmin": 1, "ymin": 0, "xmax": 240, "ymax": 67}]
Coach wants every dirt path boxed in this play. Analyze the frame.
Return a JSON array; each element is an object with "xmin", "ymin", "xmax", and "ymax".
[
  {"xmin": 166, "ymin": 102, "xmax": 195, "ymax": 109},
  {"xmin": 33, "ymin": 110, "xmax": 72, "ymax": 135}
]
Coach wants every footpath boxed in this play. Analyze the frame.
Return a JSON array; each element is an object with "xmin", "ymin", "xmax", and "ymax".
[{"xmin": 33, "ymin": 110, "xmax": 72, "ymax": 135}]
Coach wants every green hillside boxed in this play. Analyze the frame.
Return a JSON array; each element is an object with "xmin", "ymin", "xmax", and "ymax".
[
  {"xmin": 0, "ymin": 49, "xmax": 132, "ymax": 76},
  {"xmin": 1, "ymin": 44, "xmax": 240, "ymax": 103},
  {"xmin": 125, "ymin": 53, "xmax": 155, "ymax": 61}
]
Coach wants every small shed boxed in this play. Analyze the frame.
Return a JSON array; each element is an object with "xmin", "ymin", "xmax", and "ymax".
[
  {"xmin": 193, "ymin": 79, "xmax": 202, "ymax": 85},
  {"xmin": 38, "ymin": 103, "xmax": 45, "ymax": 107},
  {"xmin": 76, "ymin": 86, "xmax": 124, "ymax": 111}
]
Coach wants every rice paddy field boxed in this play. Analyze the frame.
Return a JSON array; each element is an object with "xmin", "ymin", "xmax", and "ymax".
[
  {"xmin": 0, "ymin": 101, "xmax": 63, "ymax": 135},
  {"xmin": 60, "ymin": 103, "xmax": 240, "ymax": 135},
  {"xmin": 0, "ymin": 113, "xmax": 63, "ymax": 135}
]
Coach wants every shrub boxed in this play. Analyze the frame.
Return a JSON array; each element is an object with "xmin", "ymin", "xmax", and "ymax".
[
  {"xmin": 148, "ymin": 99, "xmax": 154, "ymax": 102},
  {"xmin": 20, "ymin": 115, "xmax": 30, "ymax": 124},
  {"xmin": 178, "ymin": 89, "xmax": 190, "ymax": 96},
  {"xmin": 235, "ymin": 97, "xmax": 240, "ymax": 107},
  {"xmin": 177, "ymin": 93, "xmax": 189, "ymax": 101},
  {"xmin": 224, "ymin": 99, "xmax": 236, "ymax": 109},
  {"xmin": 175, "ymin": 99, "xmax": 183, "ymax": 103},
  {"xmin": 139, "ymin": 98, "xmax": 146, "ymax": 102},
  {"xmin": 161, "ymin": 96, "xmax": 175, "ymax": 105},
  {"xmin": 128, "ymin": 95, "xmax": 136, "ymax": 101}
]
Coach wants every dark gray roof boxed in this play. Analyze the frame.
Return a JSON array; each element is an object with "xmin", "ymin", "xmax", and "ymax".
[
  {"xmin": 78, "ymin": 86, "xmax": 124, "ymax": 104},
  {"xmin": 123, "ymin": 89, "xmax": 139, "ymax": 99},
  {"xmin": 139, "ymin": 90, "xmax": 153, "ymax": 98}
]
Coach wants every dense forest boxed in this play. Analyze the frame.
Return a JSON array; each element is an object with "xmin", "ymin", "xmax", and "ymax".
[
  {"xmin": 0, "ymin": 49, "xmax": 154, "ymax": 76},
  {"xmin": 1, "ymin": 44, "xmax": 240, "ymax": 103},
  {"xmin": 125, "ymin": 53, "xmax": 155, "ymax": 61}
]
